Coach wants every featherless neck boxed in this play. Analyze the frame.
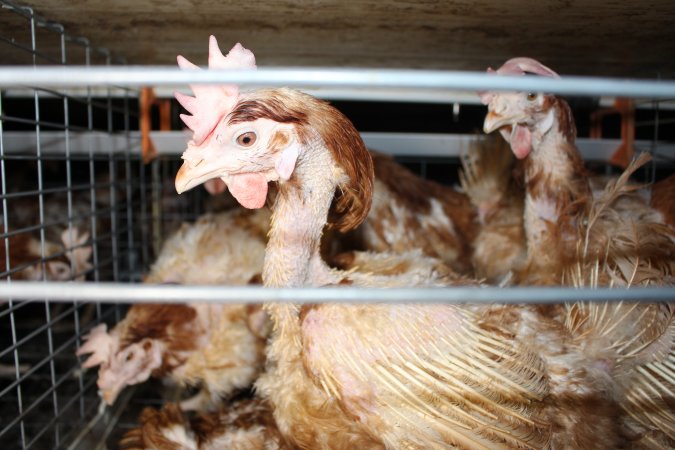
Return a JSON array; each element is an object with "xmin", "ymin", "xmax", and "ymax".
[{"xmin": 263, "ymin": 133, "xmax": 345, "ymax": 289}]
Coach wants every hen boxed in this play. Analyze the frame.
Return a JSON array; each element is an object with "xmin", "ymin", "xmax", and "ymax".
[
  {"xmin": 481, "ymin": 57, "xmax": 674, "ymax": 446},
  {"xmin": 0, "ymin": 179, "xmax": 117, "ymax": 281},
  {"xmin": 172, "ymin": 37, "xmax": 640, "ymax": 449},
  {"xmin": 77, "ymin": 208, "xmax": 269, "ymax": 410}
]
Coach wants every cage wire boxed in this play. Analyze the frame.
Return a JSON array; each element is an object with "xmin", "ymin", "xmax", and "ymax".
[
  {"xmin": 0, "ymin": 3, "xmax": 240, "ymax": 446},
  {"xmin": 0, "ymin": 1, "xmax": 149, "ymax": 448},
  {"xmin": 0, "ymin": 0, "xmax": 674, "ymax": 449}
]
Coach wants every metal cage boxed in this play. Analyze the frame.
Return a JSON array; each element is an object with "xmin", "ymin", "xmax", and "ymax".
[{"xmin": 0, "ymin": 0, "xmax": 674, "ymax": 449}]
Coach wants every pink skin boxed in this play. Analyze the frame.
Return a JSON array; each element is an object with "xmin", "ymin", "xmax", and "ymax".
[
  {"xmin": 227, "ymin": 172, "xmax": 269, "ymax": 209},
  {"xmin": 204, "ymin": 178, "xmax": 227, "ymax": 195},
  {"xmin": 77, "ymin": 324, "xmax": 116, "ymax": 369}
]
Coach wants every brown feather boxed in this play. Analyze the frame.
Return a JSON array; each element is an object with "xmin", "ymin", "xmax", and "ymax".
[
  {"xmin": 366, "ymin": 151, "xmax": 477, "ymax": 272},
  {"xmin": 191, "ymin": 397, "xmax": 290, "ymax": 449},
  {"xmin": 459, "ymin": 136, "xmax": 527, "ymax": 281},
  {"xmin": 120, "ymin": 403, "xmax": 190, "ymax": 450},
  {"xmin": 650, "ymin": 172, "xmax": 675, "ymax": 228}
]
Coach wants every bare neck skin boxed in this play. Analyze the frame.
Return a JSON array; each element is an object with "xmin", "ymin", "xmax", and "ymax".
[
  {"xmin": 263, "ymin": 134, "xmax": 344, "ymax": 290},
  {"xmin": 522, "ymin": 102, "xmax": 590, "ymax": 271}
]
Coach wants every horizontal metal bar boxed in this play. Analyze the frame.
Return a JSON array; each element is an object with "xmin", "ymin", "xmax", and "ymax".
[
  {"xmin": 0, "ymin": 183, "xmax": 94, "ymax": 202},
  {"xmin": 0, "ymin": 67, "xmax": 674, "ymax": 98},
  {"xmin": 5, "ymin": 85, "xmax": 675, "ymax": 110},
  {"xmin": 0, "ymin": 153, "xmax": 142, "ymax": 162},
  {"xmin": 2, "ymin": 131, "xmax": 139, "ymax": 155},
  {"xmin": 0, "ymin": 179, "xmax": 137, "ymax": 202},
  {"xmin": 4, "ymin": 131, "xmax": 673, "ymax": 162},
  {"xmin": 29, "ymin": 88, "xmax": 136, "ymax": 114},
  {"xmin": 0, "ymin": 282, "xmax": 673, "ymax": 304},
  {"xmin": 0, "ymin": 114, "xmax": 92, "ymax": 132}
]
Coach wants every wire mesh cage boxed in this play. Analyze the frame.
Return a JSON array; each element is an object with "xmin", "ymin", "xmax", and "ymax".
[
  {"xmin": 0, "ymin": 1, "xmax": 674, "ymax": 449},
  {"xmin": 0, "ymin": 3, "xmax": 230, "ymax": 445},
  {"xmin": 0, "ymin": 2, "xmax": 152, "ymax": 447}
]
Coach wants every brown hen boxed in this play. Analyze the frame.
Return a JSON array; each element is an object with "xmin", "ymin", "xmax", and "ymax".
[{"xmin": 482, "ymin": 56, "xmax": 674, "ymax": 446}]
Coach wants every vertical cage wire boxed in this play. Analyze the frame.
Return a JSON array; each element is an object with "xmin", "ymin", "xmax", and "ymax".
[
  {"xmin": 637, "ymin": 97, "xmax": 675, "ymax": 183},
  {"xmin": 29, "ymin": 9, "xmax": 62, "ymax": 447}
]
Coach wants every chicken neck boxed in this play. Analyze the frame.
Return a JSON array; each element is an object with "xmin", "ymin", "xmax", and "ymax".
[
  {"xmin": 521, "ymin": 102, "xmax": 590, "ymax": 275},
  {"xmin": 263, "ymin": 133, "xmax": 345, "ymax": 318}
]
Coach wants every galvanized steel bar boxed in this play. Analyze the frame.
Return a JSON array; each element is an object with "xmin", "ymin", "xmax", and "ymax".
[
  {"xmin": 0, "ymin": 282, "xmax": 673, "ymax": 304},
  {"xmin": 0, "ymin": 67, "xmax": 674, "ymax": 98}
]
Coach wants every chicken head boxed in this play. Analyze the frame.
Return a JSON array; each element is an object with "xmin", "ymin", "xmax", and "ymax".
[
  {"xmin": 96, "ymin": 338, "xmax": 163, "ymax": 405},
  {"xmin": 481, "ymin": 57, "xmax": 563, "ymax": 160},
  {"xmin": 174, "ymin": 37, "xmax": 301, "ymax": 209},
  {"xmin": 78, "ymin": 322, "xmax": 163, "ymax": 405},
  {"xmin": 175, "ymin": 115, "xmax": 301, "ymax": 208}
]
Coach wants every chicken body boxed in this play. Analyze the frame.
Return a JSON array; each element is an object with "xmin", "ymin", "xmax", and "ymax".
[
  {"xmin": 482, "ymin": 57, "xmax": 674, "ymax": 446},
  {"xmin": 352, "ymin": 151, "xmax": 477, "ymax": 274},
  {"xmin": 77, "ymin": 208, "xmax": 269, "ymax": 409},
  {"xmin": 173, "ymin": 40, "xmax": 633, "ymax": 448}
]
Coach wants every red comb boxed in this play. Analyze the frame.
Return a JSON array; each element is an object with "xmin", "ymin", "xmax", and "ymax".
[
  {"xmin": 479, "ymin": 57, "xmax": 559, "ymax": 105},
  {"xmin": 494, "ymin": 57, "xmax": 559, "ymax": 78},
  {"xmin": 175, "ymin": 36, "xmax": 256, "ymax": 146}
]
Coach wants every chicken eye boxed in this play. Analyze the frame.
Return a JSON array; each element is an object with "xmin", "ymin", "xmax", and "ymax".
[
  {"xmin": 236, "ymin": 132, "xmax": 257, "ymax": 147},
  {"xmin": 125, "ymin": 353, "xmax": 134, "ymax": 362},
  {"xmin": 526, "ymin": 92, "xmax": 537, "ymax": 101}
]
